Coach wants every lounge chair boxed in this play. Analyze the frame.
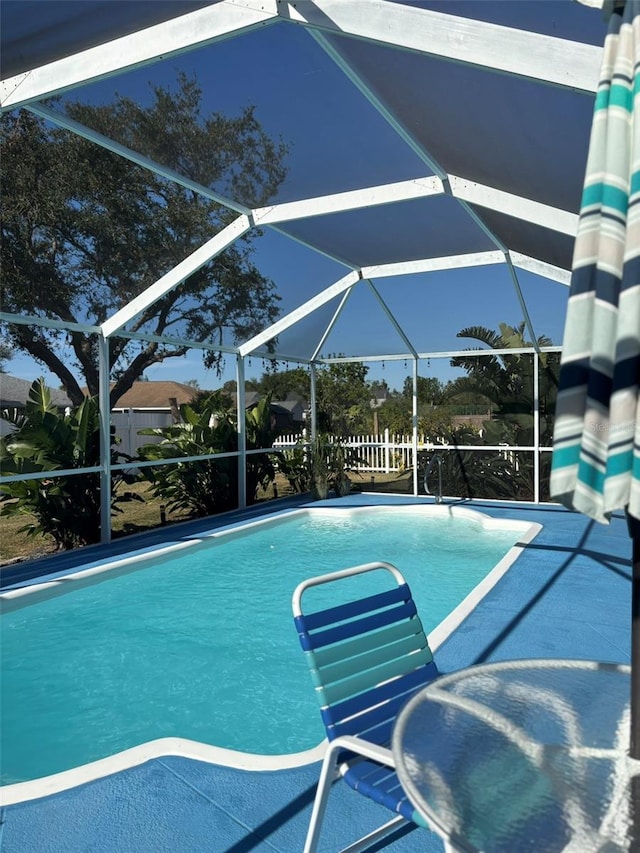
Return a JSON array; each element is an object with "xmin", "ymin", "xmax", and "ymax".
[{"xmin": 292, "ymin": 561, "xmax": 440, "ymax": 853}]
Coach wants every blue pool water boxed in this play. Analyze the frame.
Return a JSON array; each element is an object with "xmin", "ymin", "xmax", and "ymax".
[{"xmin": 1, "ymin": 505, "xmax": 530, "ymax": 784}]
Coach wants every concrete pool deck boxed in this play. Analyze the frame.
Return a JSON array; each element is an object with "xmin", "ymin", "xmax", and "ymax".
[{"xmin": 0, "ymin": 495, "xmax": 633, "ymax": 852}]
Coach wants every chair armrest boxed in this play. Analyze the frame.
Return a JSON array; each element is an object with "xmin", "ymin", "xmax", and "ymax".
[{"xmin": 324, "ymin": 735, "xmax": 395, "ymax": 768}]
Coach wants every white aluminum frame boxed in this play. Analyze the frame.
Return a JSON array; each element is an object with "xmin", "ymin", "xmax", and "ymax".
[{"xmin": 0, "ymin": 0, "xmax": 597, "ymax": 540}]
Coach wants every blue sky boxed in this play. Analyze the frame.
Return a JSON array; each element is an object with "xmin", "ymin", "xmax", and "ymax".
[{"xmin": 8, "ymin": 15, "xmax": 571, "ymax": 395}]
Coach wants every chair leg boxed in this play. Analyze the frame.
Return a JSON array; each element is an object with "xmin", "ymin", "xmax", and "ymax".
[
  {"xmin": 339, "ymin": 815, "xmax": 408, "ymax": 853},
  {"xmin": 303, "ymin": 739, "xmax": 412, "ymax": 853},
  {"xmin": 303, "ymin": 742, "xmax": 342, "ymax": 853}
]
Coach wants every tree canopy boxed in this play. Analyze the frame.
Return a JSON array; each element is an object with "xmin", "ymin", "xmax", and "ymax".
[
  {"xmin": 1, "ymin": 75, "xmax": 288, "ymax": 408},
  {"xmin": 448, "ymin": 322, "xmax": 559, "ymax": 446}
]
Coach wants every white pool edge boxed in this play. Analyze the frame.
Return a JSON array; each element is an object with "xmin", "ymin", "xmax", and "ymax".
[
  {"xmin": 428, "ymin": 518, "xmax": 542, "ymax": 651},
  {"xmin": 0, "ymin": 738, "xmax": 328, "ymax": 806}
]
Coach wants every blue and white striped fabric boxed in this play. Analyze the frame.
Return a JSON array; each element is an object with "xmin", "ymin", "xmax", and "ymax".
[{"xmin": 551, "ymin": 0, "xmax": 640, "ymax": 525}]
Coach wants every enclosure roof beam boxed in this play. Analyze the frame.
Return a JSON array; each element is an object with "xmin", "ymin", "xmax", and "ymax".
[
  {"xmin": 448, "ymin": 177, "xmax": 579, "ymax": 236},
  {"xmin": 279, "ymin": 0, "xmax": 602, "ymax": 93},
  {"xmin": 113, "ymin": 329, "xmax": 240, "ymax": 355},
  {"xmin": 255, "ymin": 175, "xmax": 577, "ymax": 235},
  {"xmin": 253, "ymin": 176, "xmax": 443, "ymax": 224},
  {"xmin": 238, "ymin": 270, "xmax": 361, "ymax": 357},
  {"xmin": 365, "ymin": 280, "xmax": 419, "ymax": 360},
  {"xmin": 510, "ymin": 253, "xmax": 571, "ymax": 285},
  {"xmin": 361, "ymin": 250, "xmax": 571, "ymax": 284},
  {"xmin": 311, "ymin": 289, "xmax": 353, "ymax": 363},
  {"xmin": 0, "ymin": 312, "xmax": 101, "ymax": 334},
  {"xmin": 361, "ymin": 252, "xmax": 505, "ymax": 279},
  {"xmin": 0, "ymin": 0, "xmax": 279, "ymax": 111},
  {"xmin": 101, "ymin": 215, "xmax": 252, "ymax": 338},
  {"xmin": 29, "ymin": 103, "xmax": 578, "ymax": 242}
]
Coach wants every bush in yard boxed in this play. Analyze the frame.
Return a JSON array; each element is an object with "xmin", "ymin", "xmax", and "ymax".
[
  {"xmin": 0, "ymin": 379, "xmax": 142, "ymax": 549},
  {"xmin": 137, "ymin": 393, "xmax": 280, "ymax": 517}
]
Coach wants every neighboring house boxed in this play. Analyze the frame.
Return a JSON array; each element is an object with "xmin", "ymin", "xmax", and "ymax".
[
  {"xmin": 229, "ymin": 390, "xmax": 308, "ymax": 433},
  {"xmin": 110, "ymin": 381, "xmax": 199, "ymax": 412},
  {"xmin": 109, "ymin": 381, "xmax": 200, "ymax": 457},
  {"xmin": 272, "ymin": 395, "xmax": 307, "ymax": 432},
  {"xmin": 0, "ymin": 375, "xmax": 72, "ymax": 437},
  {"xmin": 0, "ymin": 375, "xmax": 73, "ymax": 411}
]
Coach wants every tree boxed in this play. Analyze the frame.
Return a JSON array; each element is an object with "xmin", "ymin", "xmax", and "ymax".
[
  {"xmin": 226, "ymin": 361, "xmax": 370, "ymax": 434},
  {"xmin": 1, "ymin": 75, "xmax": 288, "ymax": 408},
  {"xmin": 257, "ymin": 366, "xmax": 310, "ymax": 401},
  {"xmin": 376, "ymin": 392, "xmax": 412, "ymax": 434},
  {"xmin": 448, "ymin": 322, "xmax": 559, "ymax": 446},
  {"xmin": 316, "ymin": 361, "xmax": 371, "ymax": 435},
  {"xmin": 402, "ymin": 375, "xmax": 445, "ymax": 405},
  {"xmin": 447, "ymin": 322, "xmax": 560, "ymax": 499}
]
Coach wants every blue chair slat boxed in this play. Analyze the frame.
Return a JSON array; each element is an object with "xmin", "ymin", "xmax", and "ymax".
[
  {"xmin": 326, "ymin": 692, "xmax": 403, "ymax": 742},
  {"xmin": 344, "ymin": 761, "xmax": 416, "ymax": 821},
  {"xmin": 325, "ymin": 670, "xmax": 440, "ymax": 747},
  {"xmin": 320, "ymin": 664, "xmax": 438, "ymax": 734},
  {"xmin": 299, "ymin": 599, "xmax": 418, "ymax": 651},
  {"xmin": 296, "ymin": 584, "xmax": 411, "ymax": 632}
]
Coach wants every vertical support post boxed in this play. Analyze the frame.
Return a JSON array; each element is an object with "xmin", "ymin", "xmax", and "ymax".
[
  {"xmin": 310, "ymin": 364, "xmax": 318, "ymax": 439},
  {"xmin": 236, "ymin": 354, "xmax": 247, "ymax": 510},
  {"xmin": 98, "ymin": 334, "xmax": 111, "ymax": 544},
  {"xmin": 412, "ymin": 358, "xmax": 419, "ymax": 496},
  {"xmin": 628, "ymin": 512, "xmax": 640, "ymax": 759},
  {"xmin": 533, "ymin": 351, "xmax": 540, "ymax": 503}
]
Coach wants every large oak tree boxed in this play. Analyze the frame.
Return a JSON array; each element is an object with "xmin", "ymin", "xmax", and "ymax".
[{"xmin": 1, "ymin": 75, "xmax": 288, "ymax": 407}]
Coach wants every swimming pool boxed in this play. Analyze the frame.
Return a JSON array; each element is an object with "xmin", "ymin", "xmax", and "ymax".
[{"xmin": 1, "ymin": 503, "xmax": 539, "ymax": 790}]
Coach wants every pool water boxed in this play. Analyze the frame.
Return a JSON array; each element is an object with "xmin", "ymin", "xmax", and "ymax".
[{"xmin": 1, "ymin": 505, "xmax": 530, "ymax": 784}]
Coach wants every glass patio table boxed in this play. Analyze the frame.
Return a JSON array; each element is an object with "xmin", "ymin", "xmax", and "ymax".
[{"xmin": 392, "ymin": 659, "xmax": 640, "ymax": 852}]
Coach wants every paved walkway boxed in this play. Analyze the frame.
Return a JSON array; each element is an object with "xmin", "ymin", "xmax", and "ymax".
[{"xmin": 0, "ymin": 497, "xmax": 632, "ymax": 852}]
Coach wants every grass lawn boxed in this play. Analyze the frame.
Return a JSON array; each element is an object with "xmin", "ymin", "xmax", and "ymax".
[
  {"xmin": 0, "ymin": 482, "xmax": 190, "ymax": 566},
  {"xmin": 0, "ymin": 471, "xmax": 411, "ymax": 567}
]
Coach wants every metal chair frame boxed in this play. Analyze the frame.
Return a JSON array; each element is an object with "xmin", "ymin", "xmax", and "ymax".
[{"xmin": 292, "ymin": 561, "xmax": 439, "ymax": 853}]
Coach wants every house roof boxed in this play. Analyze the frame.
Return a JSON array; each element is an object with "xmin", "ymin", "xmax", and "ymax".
[
  {"xmin": 110, "ymin": 381, "xmax": 198, "ymax": 409},
  {"xmin": 0, "ymin": 1, "xmax": 607, "ymax": 366},
  {"xmin": 0, "ymin": 375, "xmax": 72, "ymax": 409},
  {"xmin": 274, "ymin": 399, "xmax": 306, "ymax": 415}
]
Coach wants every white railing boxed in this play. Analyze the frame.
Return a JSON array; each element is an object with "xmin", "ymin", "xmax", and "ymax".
[{"xmin": 272, "ymin": 429, "xmax": 437, "ymax": 473}]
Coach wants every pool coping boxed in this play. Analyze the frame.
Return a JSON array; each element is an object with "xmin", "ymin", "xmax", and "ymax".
[{"xmin": 0, "ymin": 496, "xmax": 541, "ymax": 805}]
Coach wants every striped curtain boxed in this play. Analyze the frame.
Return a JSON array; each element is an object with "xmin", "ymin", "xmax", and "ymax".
[{"xmin": 550, "ymin": 0, "xmax": 640, "ymax": 524}]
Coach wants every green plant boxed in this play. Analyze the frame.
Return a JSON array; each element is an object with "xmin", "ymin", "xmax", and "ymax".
[
  {"xmin": 277, "ymin": 444, "xmax": 312, "ymax": 494},
  {"xmin": 137, "ymin": 393, "xmax": 280, "ymax": 517},
  {"xmin": 245, "ymin": 395, "xmax": 280, "ymax": 500},
  {"xmin": 309, "ymin": 435, "xmax": 331, "ymax": 500},
  {"xmin": 418, "ymin": 428, "xmax": 525, "ymax": 501},
  {"xmin": 137, "ymin": 400, "xmax": 238, "ymax": 517},
  {"xmin": 0, "ymin": 379, "xmax": 141, "ymax": 549},
  {"xmin": 281, "ymin": 434, "xmax": 361, "ymax": 500}
]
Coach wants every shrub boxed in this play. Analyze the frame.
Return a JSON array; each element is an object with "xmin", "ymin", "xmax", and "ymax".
[{"xmin": 0, "ymin": 379, "xmax": 141, "ymax": 549}]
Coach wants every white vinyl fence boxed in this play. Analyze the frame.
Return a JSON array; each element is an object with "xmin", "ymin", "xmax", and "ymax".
[
  {"xmin": 111, "ymin": 415, "xmax": 435, "ymax": 474},
  {"xmin": 111, "ymin": 410, "xmax": 172, "ymax": 458},
  {"xmin": 273, "ymin": 429, "xmax": 433, "ymax": 473}
]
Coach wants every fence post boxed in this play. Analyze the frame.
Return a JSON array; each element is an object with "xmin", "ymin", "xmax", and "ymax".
[{"xmin": 384, "ymin": 427, "xmax": 390, "ymax": 473}]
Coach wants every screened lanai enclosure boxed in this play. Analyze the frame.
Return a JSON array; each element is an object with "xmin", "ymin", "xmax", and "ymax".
[{"xmin": 0, "ymin": 0, "xmax": 609, "ymax": 544}]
